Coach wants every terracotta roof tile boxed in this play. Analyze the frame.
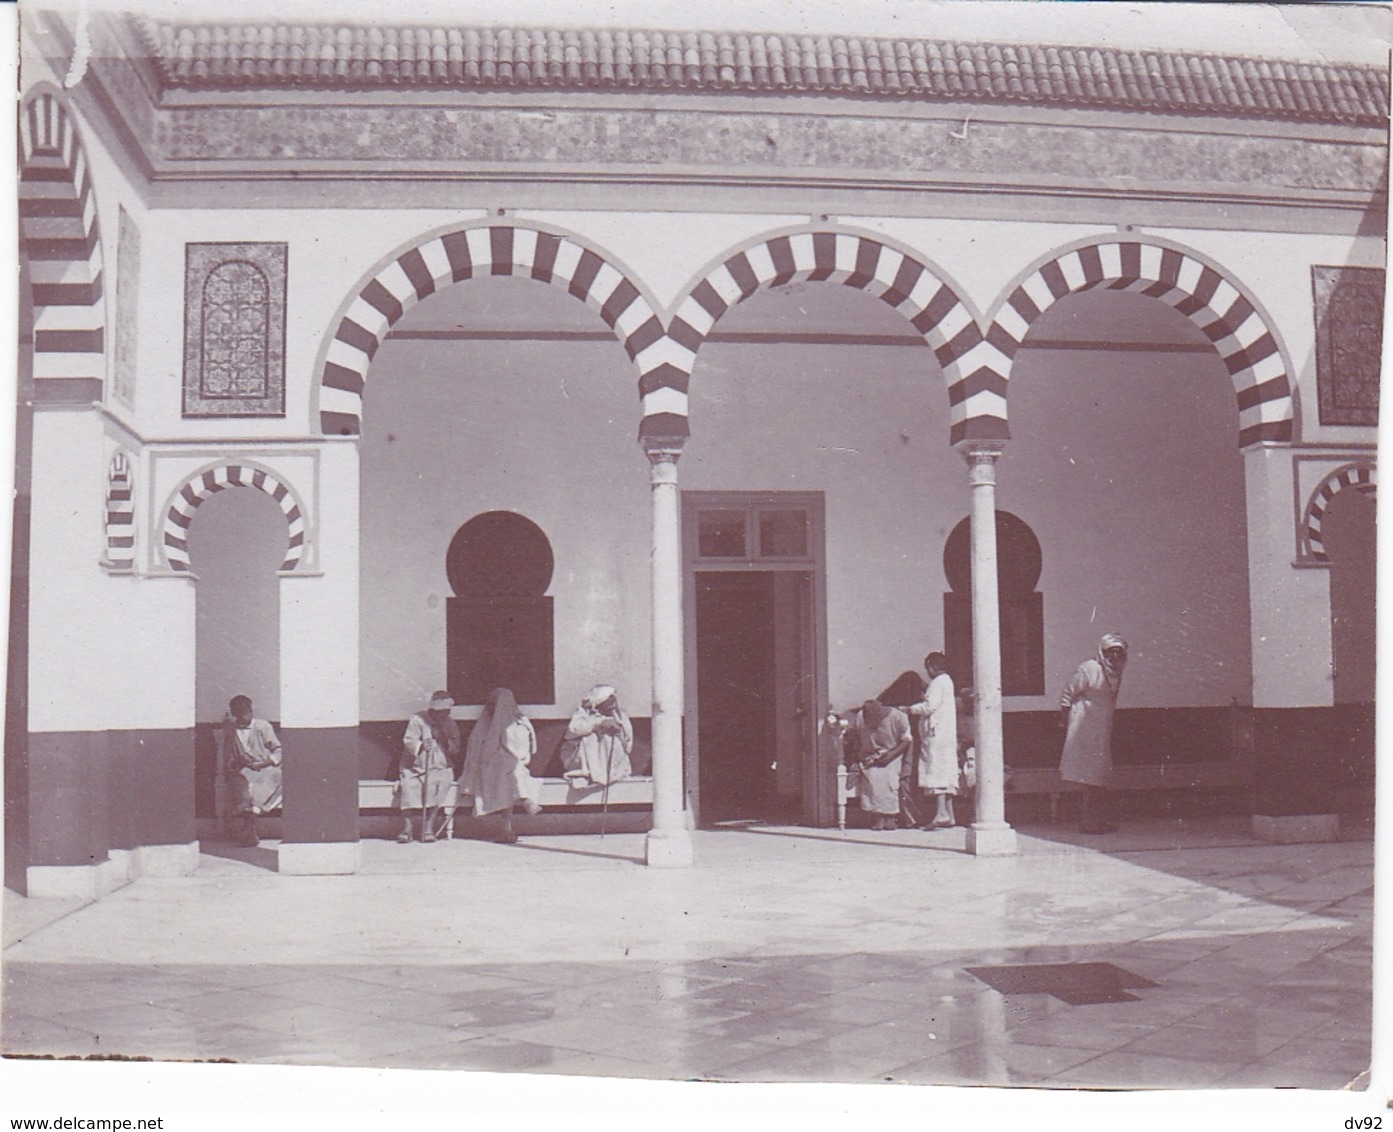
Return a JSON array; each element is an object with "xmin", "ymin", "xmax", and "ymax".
[{"xmin": 140, "ymin": 19, "xmax": 1389, "ymax": 124}]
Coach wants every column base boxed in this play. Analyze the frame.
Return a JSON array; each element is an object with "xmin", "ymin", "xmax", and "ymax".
[
  {"xmin": 132, "ymin": 841, "xmax": 200, "ymax": 877},
  {"xmin": 278, "ymin": 840, "xmax": 361, "ymax": 875},
  {"xmin": 966, "ymin": 822, "xmax": 1019, "ymax": 857},
  {"xmin": 645, "ymin": 828, "xmax": 694, "ymax": 868},
  {"xmin": 1252, "ymin": 813, "xmax": 1339, "ymax": 844},
  {"xmin": 27, "ymin": 857, "xmax": 130, "ymax": 900}
]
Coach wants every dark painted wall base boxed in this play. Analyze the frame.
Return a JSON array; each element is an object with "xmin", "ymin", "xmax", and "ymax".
[
  {"xmin": 1251, "ymin": 704, "xmax": 1374, "ymax": 816},
  {"xmin": 22, "ymin": 727, "xmax": 215, "ymax": 869},
  {"xmin": 1002, "ymin": 707, "xmax": 1239, "ymax": 770},
  {"xmin": 281, "ymin": 726, "xmax": 360, "ymax": 844}
]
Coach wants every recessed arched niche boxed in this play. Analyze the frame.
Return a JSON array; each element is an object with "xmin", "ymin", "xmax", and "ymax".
[
  {"xmin": 445, "ymin": 510, "xmax": 555, "ymax": 705},
  {"xmin": 943, "ymin": 511, "xmax": 1044, "ymax": 696}
]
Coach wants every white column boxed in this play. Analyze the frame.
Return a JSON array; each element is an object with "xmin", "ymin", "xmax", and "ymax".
[
  {"xmin": 959, "ymin": 442, "xmax": 1017, "ymax": 857},
  {"xmin": 645, "ymin": 442, "xmax": 694, "ymax": 867}
]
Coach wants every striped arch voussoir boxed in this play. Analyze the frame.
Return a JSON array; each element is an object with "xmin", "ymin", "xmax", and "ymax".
[
  {"xmin": 990, "ymin": 240, "xmax": 1294, "ymax": 449},
  {"xmin": 103, "ymin": 451, "xmax": 134, "ymax": 570},
  {"xmin": 319, "ymin": 225, "xmax": 659, "ymax": 437},
  {"xmin": 20, "ymin": 90, "xmax": 106, "ymax": 404},
  {"xmin": 163, "ymin": 464, "xmax": 307, "ymax": 573},
  {"xmin": 659, "ymin": 231, "xmax": 991, "ymax": 444},
  {"xmin": 1305, "ymin": 462, "xmax": 1377, "ymax": 563}
]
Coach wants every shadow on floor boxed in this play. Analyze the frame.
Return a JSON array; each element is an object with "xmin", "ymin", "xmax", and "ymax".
[{"xmin": 199, "ymin": 840, "xmax": 279, "ymax": 873}]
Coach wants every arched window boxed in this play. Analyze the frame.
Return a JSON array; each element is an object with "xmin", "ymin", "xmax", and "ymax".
[
  {"xmin": 200, "ymin": 261, "xmax": 270, "ymax": 399},
  {"xmin": 445, "ymin": 511, "xmax": 555, "ymax": 704},
  {"xmin": 943, "ymin": 512, "xmax": 1044, "ymax": 696}
]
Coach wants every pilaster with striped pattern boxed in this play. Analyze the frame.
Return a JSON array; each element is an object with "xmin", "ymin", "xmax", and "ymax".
[
  {"xmin": 1304, "ymin": 462, "xmax": 1376, "ymax": 563},
  {"xmin": 19, "ymin": 90, "xmax": 106, "ymax": 406},
  {"xmin": 319, "ymin": 225, "xmax": 662, "ymax": 438},
  {"xmin": 990, "ymin": 240, "xmax": 1294, "ymax": 448},
  {"xmin": 163, "ymin": 463, "xmax": 307, "ymax": 573},
  {"xmin": 103, "ymin": 451, "xmax": 134, "ymax": 571},
  {"xmin": 665, "ymin": 231, "xmax": 1001, "ymax": 444}
]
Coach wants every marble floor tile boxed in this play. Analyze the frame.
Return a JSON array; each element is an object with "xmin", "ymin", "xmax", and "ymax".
[
  {"xmin": 889, "ymin": 1037, "xmax": 1104, "ymax": 1086},
  {"xmin": 2, "ymin": 1013, "xmax": 105, "ymax": 1057},
  {"xmin": 1044, "ymin": 1049, "xmax": 1237, "ymax": 1089},
  {"xmin": 1001, "ymin": 1016, "xmax": 1158, "ymax": 1053},
  {"xmin": 1114, "ymin": 1021, "xmax": 1296, "ymax": 1063},
  {"xmin": 2, "ymin": 821, "xmax": 1372, "ymax": 1090},
  {"xmin": 1212, "ymin": 1035, "xmax": 1370, "ymax": 1089}
]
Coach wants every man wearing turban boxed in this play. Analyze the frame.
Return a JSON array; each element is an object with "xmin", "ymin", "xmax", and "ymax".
[
  {"xmin": 1059, "ymin": 633, "xmax": 1129, "ymax": 835},
  {"xmin": 560, "ymin": 684, "xmax": 633, "ymax": 788}
]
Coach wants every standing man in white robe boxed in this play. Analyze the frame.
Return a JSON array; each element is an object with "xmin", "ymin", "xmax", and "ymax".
[
  {"xmin": 907, "ymin": 651, "xmax": 959, "ymax": 829},
  {"xmin": 1059, "ymin": 633, "xmax": 1128, "ymax": 835}
]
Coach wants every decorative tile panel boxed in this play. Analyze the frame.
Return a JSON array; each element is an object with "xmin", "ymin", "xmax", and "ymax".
[
  {"xmin": 182, "ymin": 241, "xmax": 287, "ymax": 417},
  {"xmin": 1314, "ymin": 266, "xmax": 1383, "ymax": 427},
  {"xmin": 113, "ymin": 206, "xmax": 139, "ymax": 408}
]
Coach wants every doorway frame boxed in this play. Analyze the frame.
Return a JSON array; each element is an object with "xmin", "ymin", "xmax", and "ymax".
[{"xmin": 681, "ymin": 490, "xmax": 829, "ymax": 827}]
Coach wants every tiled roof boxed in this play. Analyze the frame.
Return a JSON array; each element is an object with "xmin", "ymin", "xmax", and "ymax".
[{"xmin": 141, "ymin": 21, "xmax": 1390, "ymax": 125}]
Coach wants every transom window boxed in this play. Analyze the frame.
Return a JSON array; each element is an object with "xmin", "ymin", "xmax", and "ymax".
[{"xmin": 694, "ymin": 501, "xmax": 814, "ymax": 564}]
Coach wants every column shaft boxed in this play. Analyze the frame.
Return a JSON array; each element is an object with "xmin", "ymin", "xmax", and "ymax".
[
  {"xmin": 646, "ymin": 444, "xmax": 694, "ymax": 866},
  {"xmin": 961, "ymin": 444, "xmax": 1017, "ymax": 856}
]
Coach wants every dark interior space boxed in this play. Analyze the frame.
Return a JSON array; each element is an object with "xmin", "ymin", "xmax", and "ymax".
[{"xmin": 695, "ymin": 571, "xmax": 779, "ymax": 824}]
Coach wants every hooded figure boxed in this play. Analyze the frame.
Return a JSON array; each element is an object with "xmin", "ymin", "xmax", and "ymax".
[
  {"xmin": 459, "ymin": 688, "xmax": 541, "ymax": 843},
  {"xmin": 560, "ymin": 684, "xmax": 633, "ymax": 787},
  {"xmin": 1059, "ymin": 633, "xmax": 1129, "ymax": 833},
  {"xmin": 398, "ymin": 691, "xmax": 459, "ymax": 843}
]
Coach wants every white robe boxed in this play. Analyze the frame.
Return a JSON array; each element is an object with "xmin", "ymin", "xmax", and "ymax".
[
  {"xmin": 561, "ymin": 707, "xmax": 633, "ymax": 785},
  {"xmin": 908, "ymin": 672, "xmax": 958, "ymax": 793}
]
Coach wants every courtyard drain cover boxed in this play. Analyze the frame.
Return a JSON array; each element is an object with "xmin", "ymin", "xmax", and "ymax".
[{"xmin": 965, "ymin": 962, "xmax": 1156, "ymax": 1005}]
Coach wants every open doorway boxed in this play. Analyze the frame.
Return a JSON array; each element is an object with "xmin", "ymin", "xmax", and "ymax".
[
  {"xmin": 1324, "ymin": 483, "xmax": 1376, "ymax": 706},
  {"xmin": 684, "ymin": 493, "xmax": 826, "ymax": 827}
]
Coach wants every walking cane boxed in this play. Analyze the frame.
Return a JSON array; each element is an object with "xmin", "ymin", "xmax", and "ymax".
[
  {"xmin": 421, "ymin": 733, "xmax": 435, "ymax": 841},
  {"xmin": 599, "ymin": 720, "xmax": 617, "ymax": 839}
]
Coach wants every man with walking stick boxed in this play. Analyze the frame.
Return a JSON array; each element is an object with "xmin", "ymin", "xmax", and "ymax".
[{"xmin": 398, "ymin": 691, "xmax": 459, "ymax": 843}]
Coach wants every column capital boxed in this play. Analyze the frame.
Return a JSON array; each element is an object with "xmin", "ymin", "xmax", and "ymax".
[
  {"xmin": 957, "ymin": 439, "xmax": 1006, "ymax": 485},
  {"xmin": 644, "ymin": 439, "xmax": 685, "ymax": 483},
  {"xmin": 643, "ymin": 438, "xmax": 686, "ymax": 461},
  {"xmin": 955, "ymin": 438, "xmax": 1007, "ymax": 466}
]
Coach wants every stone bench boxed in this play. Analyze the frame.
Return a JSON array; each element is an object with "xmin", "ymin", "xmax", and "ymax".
[{"xmin": 358, "ymin": 775, "xmax": 656, "ymax": 838}]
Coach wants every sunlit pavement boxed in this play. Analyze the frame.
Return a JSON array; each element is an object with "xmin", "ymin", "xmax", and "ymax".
[{"xmin": 2, "ymin": 818, "xmax": 1372, "ymax": 1089}]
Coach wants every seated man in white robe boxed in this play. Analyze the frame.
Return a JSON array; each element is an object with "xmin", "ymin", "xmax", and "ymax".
[{"xmin": 560, "ymin": 684, "xmax": 633, "ymax": 787}]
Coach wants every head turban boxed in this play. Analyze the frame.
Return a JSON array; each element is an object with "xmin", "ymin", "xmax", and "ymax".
[
  {"xmin": 1098, "ymin": 634, "xmax": 1128, "ymax": 676},
  {"xmin": 584, "ymin": 685, "xmax": 617, "ymax": 711}
]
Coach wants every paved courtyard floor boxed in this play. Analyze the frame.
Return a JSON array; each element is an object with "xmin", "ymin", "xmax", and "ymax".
[{"xmin": 1, "ymin": 817, "xmax": 1376, "ymax": 1095}]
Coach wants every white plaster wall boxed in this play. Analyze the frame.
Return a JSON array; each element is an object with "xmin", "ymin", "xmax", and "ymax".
[
  {"xmin": 281, "ymin": 441, "xmax": 360, "ymax": 729},
  {"xmin": 1244, "ymin": 446, "xmax": 1336, "ymax": 708},
  {"xmin": 100, "ymin": 575, "xmax": 197, "ymax": 730},
  {"xmin": 28, "ymin": 412, "xmax": 195, "ymax": 733},
  {"xmin": 1002, "ymin": 342, "xmax": 1253, "ymax": 710},
  {"xmin": 358, "ymin": 314, "xmax": 650, "ymax": 723}
]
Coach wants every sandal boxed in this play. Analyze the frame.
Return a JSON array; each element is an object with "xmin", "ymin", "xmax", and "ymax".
[{"xmin": 396, "ymin": 831, "xmax": 412, "ymax": 844}]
